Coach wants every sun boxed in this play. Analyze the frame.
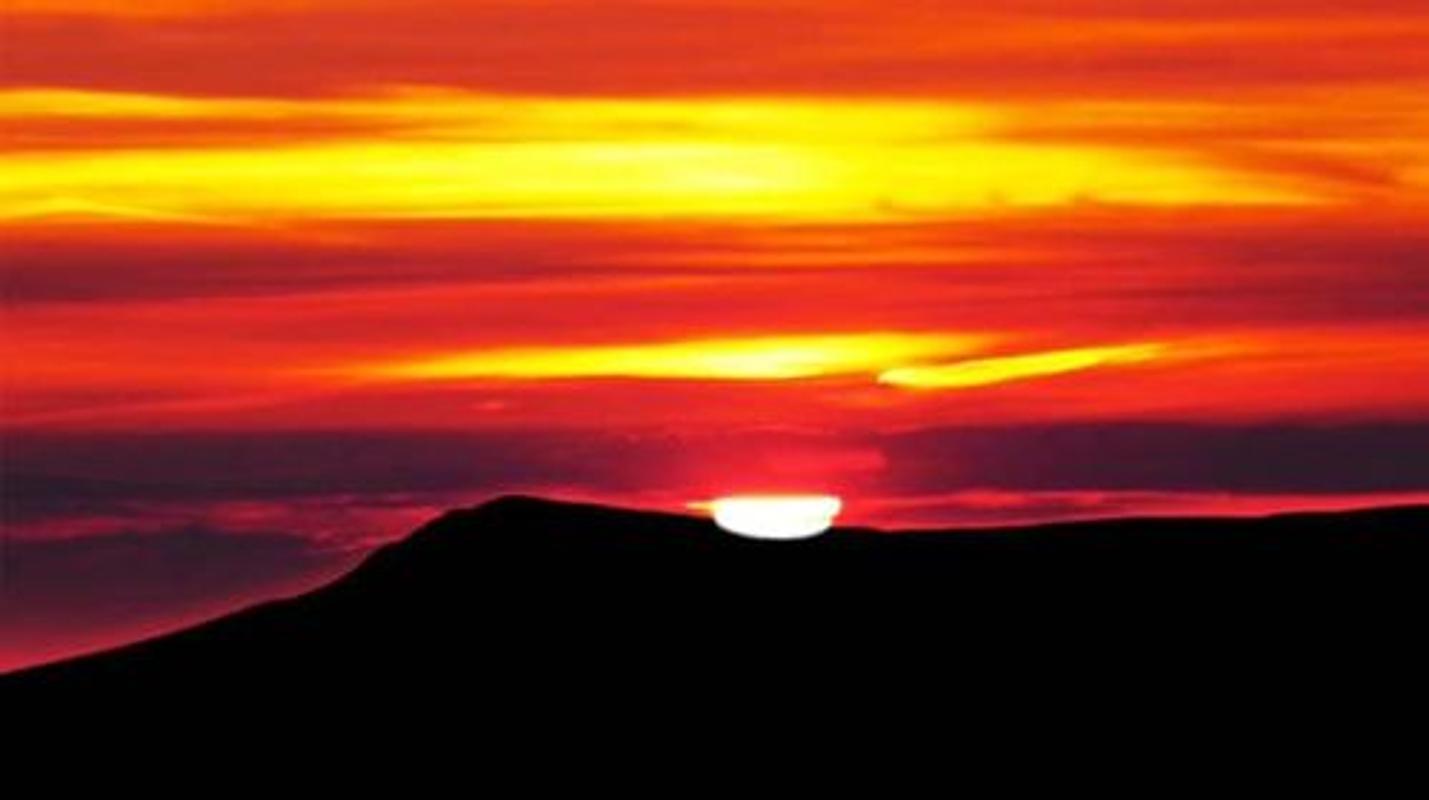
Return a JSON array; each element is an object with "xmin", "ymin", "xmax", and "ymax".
[{"xmin": 695, "ymin": 495, "xmax": 843, "ymax": 540}]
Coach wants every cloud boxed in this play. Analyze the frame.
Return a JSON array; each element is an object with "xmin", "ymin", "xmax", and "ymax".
[
  {"xmin": 2, "ymin": 91, "xmax": 1331, "ymax": 224},
  {"xmin": 5, "ymin": 3, "xmax": 1428, "ymax": 99},
  {"xmin": 877, "ymin": 423, "xmax": 1429, "ymax": 495},
  {"xmin": 363, "ymin": 332, "xmax": 983, "ymax": 382},
  {"xmin": 0, "ymin": 525, "xmax": 351, "ymax": 671},
  {"xmin": 8, "ymin": 423, "xmax": 1429, "ymax": 527},
  {"xmin": 878, "ymin": 343, "xmax": 1168, "ymax": 390},
  {"xmin": 862, "ymin": 488, "xmax": 1429, "ymax": 529}
]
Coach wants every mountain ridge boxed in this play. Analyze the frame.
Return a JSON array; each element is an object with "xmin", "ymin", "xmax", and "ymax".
[{"xmin": 6, "ymin": 495, "xmax": 1428, "ymax": 694}]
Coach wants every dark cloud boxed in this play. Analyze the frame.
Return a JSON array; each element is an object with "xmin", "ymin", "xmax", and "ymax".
[
  {"xmin": 28, "ymin": 221, "xmax": 1429, "ymax": 333},
  {"xmin": 878, "ymin": 423, "xmax": 1429, "ymax": 495},
  {"xmin": 0, "ymin": 221, "xmax": 709, "ymax": 305},
  {"xmin": 2, "ymin": 430, "xmax": 687, "ymax": 523},
  {"xmin": 0, "ymin": 525, "xmax": 352, "ymax": 670},
  {"xmin": 7, "ymin": 423, "xmax": 1429, "ymax": 527},
  {"xmin": 6, "ymin": 215, "xmax": 1429, "ymax": 337}
]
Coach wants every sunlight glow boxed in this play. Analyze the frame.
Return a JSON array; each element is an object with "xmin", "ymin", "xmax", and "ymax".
[
  {"xmin": 0, "ymin": 89, "xmax": 1321, "ymax": 224},
  {"xmin": 701, "ymin": 495, "xmax": 843, "ymax": 541},
  {"xmin": 364, "ymin": 332, "xmax": 984, "ymax": 382}
]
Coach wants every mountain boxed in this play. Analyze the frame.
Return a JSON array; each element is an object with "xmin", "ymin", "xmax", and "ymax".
[{"xmin": 5, "ymin": 496, "xmax": 1428, "ymax": 704}]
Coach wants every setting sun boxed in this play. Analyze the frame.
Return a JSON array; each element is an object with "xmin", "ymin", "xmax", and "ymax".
[{"xmin": 698, "ymin": 495, "xmax": 844, "ymax": 541}]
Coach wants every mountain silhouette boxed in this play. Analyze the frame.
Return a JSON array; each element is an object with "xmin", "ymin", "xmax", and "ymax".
[{"xmin": 5, "ymin": 496, "xmax": 1428, "ymax": 704}]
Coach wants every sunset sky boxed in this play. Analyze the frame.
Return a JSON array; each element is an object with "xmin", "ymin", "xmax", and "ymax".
[{"xmin": 4, "ymin": 0, "xmax": 1429, "ymax": 668}]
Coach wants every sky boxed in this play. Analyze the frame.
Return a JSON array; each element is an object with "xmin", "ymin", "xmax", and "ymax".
[{"xmin": 3, "ymin": 0, "xmax": 1429, "ymax": 668}]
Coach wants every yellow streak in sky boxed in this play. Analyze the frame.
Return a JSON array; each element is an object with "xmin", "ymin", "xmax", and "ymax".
[
  {"xmin": 878, "ymin": 343, "xmax": 1167, "ymax": 389},
  {"xmin": 0, "ymin": 90, "xmax": 1321, "ymax": 223},
  {"xmin": 365, "ymin": 333, "xmax": 985, "ymax": 382}
]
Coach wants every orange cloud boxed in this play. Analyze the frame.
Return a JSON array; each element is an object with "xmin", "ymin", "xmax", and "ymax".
[
  {"xmin": 7, "ymin": 2, "xmax": 1429, "ymax": 100},
  {"xmin": 4, "ymin": 0, "xmax": 349, "ymax": 16}
]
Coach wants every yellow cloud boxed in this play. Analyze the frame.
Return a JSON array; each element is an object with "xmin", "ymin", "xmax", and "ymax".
[
  {"xmin": 0, "ymin": 89, "xmax": 1321, "ymax": 223},
  {"xmin": 363, "ymin": 332, "xmax": 985, "ymax": 382},
  {"xmin": 878, "ymin": 343, "xmax": 1167, "ymax": 389}
]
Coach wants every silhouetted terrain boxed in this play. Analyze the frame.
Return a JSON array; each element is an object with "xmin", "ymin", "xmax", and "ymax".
[{"xmin": 6, "ymin": 497, "xmax": 1428, "ymax": 702}]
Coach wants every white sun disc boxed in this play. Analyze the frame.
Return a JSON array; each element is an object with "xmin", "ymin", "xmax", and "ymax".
[{"xmin": 700, "ymin": 495, "xmax": 843, "ymax": 540}]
